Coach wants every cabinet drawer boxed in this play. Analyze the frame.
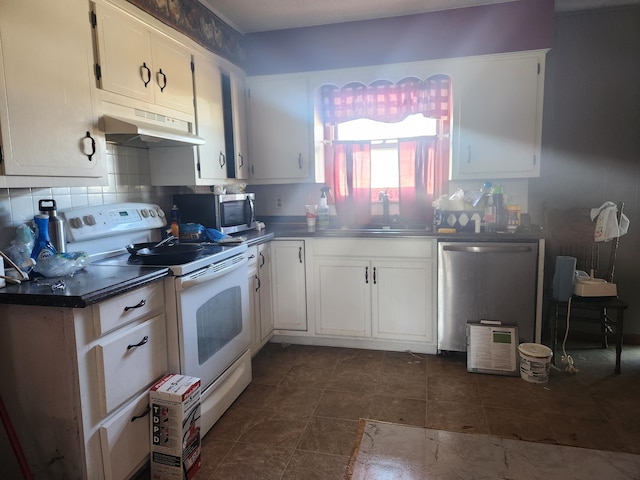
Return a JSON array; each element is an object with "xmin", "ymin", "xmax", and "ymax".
[
  {"xmin": 93, "ymin": 282, "xmax": 164, "ymax": 336},
  {"xmin": 99, "ymin": 389, "xmax": 151, "ymax": 480},
  {"xmin": 96, "ymin": 314, "xmax": 167, "ymax": 416}
]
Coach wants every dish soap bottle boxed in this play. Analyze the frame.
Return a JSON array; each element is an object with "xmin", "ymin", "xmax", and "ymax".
[
  {"xmin": 31, "ymin": 214, "xmax": 57, "ymax": 263},
  {"xmin": 317, "ymin": 186, "xmax": 330, "ymax": 229}
]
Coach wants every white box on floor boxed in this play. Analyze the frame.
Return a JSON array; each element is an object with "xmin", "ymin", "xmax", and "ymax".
[
  {"xmin": 467, "ymin": 322, "xmax": 519, "ymax": 376},
  {"xmin": 150, "ymin": 374, "xmax": 202, "ymax": 480}
]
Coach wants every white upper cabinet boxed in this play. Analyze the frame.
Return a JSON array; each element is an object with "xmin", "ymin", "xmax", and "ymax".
[
  {"xmin": 229, "ymin": 72, "xmax": 250, "ymax": 180},
  {"xmin": 193, "ymin": 53, "xmax": 227, "ymax": 182},
  {"xmin": 93, "ymin": 1, "xmax": 195, "ymax": 116},
  {"xmin": 451, "ymin": 51, "xmax": 546, "ymax": 179},
  {"xmin": 247, "ymin": 74, "xmax": 312, "ymax": 182},
  {"xmin": 0, "ymin": 0, "xmax": 105, "ymax": 180}
]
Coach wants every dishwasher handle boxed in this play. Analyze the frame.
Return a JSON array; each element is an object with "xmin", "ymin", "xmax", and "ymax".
[{"xmin": 442, "ymin": 245, "xmax": 534, "ymax": 254}]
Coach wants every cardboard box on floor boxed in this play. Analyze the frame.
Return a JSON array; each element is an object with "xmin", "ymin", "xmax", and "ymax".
[{"xmin": 150, "ymin": 374, "xmax": 202, "ymax": 480}]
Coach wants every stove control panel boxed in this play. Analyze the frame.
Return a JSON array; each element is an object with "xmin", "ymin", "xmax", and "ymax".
[{"xmin": 61, "ymin": 203, "xmax": 166, "ymax": 242}]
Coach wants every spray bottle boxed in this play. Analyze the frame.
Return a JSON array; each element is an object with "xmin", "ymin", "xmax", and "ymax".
[
  {"xmin": 31, "ymin": 214, "xmax": 57, "ymax": 263},
  {"xmin": 317, "ymin": 186, "xmax": 330, "ymax": 229}
]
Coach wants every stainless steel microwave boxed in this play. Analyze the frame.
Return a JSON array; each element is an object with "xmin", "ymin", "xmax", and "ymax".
[{"xmin": 173, "ymin": 193, "xmax": 256, "ymax": 235}]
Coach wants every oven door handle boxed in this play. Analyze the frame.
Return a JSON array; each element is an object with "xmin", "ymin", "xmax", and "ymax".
[{"xmin": 179, "ymin": 256, "xmax": 246, "ymax": 290}]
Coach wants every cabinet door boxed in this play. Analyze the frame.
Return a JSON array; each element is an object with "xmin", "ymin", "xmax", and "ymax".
[
  {"xmin": 247, "ymin": 75, "xmax": 311, "ymax": 181},
  {"xmin": 94, "ymin": 2, "xmax": 194, "ymax": 115},
  {"xmin": 193, "ymin": 55, "xmax": 227, "ymax": 182},
  {"xmin": 257, "ymin": 243, "xmax": 274, "ymax": 341},
  {"xmin": 94, "ymin": 2, "xmax": 155, "ymax": 104},
  {"xmin": 230, "ymin": 72, "xmax": 250, "ymax": 179},
  {"xmin": 0, "ymin": 0, "xmax": 105, "ymax": 177},
  {"xmin": 271, "ymin": 240, "xmax": 307, "ymax": 331},
  {"xmin": 315, "ymin": 259, "xmax": 371, "ymax": 337},
  {"xmin": 372, "ymin": 260, "xmax": 436, "ymax": 343},
  {"xmin": 151, "ymin": 34, "xmax": 195, "ymax": 115},
  {"xmin": 452, "ymin": 54, "xmax": 544, "ymax": 179}
]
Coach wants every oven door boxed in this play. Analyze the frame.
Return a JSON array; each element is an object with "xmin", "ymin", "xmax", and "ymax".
[{"xmin": 174, "ymin": 254, "xmax": 250, "ymax": 389}]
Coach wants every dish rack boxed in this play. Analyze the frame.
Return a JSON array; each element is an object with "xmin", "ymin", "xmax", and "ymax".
[{"xmin": 433, "ymin": 210, "xmax": 484, "ymax": 232}]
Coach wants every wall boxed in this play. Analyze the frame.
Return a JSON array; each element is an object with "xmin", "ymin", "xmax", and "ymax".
[
  {"xmin": 0, "ymin": 145, "xmax": 180, "ymax": 250},
  {"xmin": 245, "ymin": 0, "xmax": 554, "ymax": 75},
  {"xmin": 530, "ymin": 6, "xmax": 640, "ymax": 335}
]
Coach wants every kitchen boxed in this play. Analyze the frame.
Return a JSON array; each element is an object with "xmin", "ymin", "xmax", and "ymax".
[{"xmin": 0, "ymin": 0, "xmax": 639, "ymax": 479}]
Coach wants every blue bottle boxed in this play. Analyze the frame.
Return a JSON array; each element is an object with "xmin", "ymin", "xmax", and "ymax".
[{"xmin": 31, "ymin": 214, "xmax": 57, "ymax": 262}]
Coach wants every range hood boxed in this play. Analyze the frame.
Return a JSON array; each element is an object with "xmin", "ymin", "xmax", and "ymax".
[{"xmin": 102, "ymin": 114, "xmax": 205, "ymax": 147}]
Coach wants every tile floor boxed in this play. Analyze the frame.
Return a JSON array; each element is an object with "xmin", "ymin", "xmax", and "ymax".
[{"xmin": 194, "ymin": 341, "xmax": 640, "ymax": 479}]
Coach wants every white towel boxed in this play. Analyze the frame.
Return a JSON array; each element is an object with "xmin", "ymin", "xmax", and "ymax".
[{"xmin": 590, "ymin": 202, "xmax": 629, "ymax": 242}]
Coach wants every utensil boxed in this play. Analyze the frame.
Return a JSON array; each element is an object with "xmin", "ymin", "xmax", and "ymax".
[
  {"xmin": 154, "ymin": 235, "xmax": 177, "ymax": 248},
  {"xmin": 0, "ymin": 251, "xmax": 30, "ymax": 280},
  {"xmin": 0, "ymin": 275, "xmax": 21, "ymax": 285}
]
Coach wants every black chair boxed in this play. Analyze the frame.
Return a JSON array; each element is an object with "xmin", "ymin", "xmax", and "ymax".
[{"xmin": 545, "ymin": 202, "xmax": 628, "ymax": 373}]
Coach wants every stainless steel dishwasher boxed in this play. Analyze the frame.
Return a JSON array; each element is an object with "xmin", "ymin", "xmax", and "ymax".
[{"xmin": 437, "ymin": 241, "xmax": 539, "ymax": 352}]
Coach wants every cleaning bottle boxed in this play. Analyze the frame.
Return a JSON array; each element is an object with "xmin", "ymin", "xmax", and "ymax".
[
  {"xmin": 492, "ymin": 185, "xmax": 508, "ymax": 232},
  {"xmin": 317, "ymin": 186, "xmax": 330, "ymax": 229},
  {"xmin": 31, "ymin": 214, "xmax": 57, "ymax": 262},
  {"xmin": 484, "ymin": 190, "xmax": 496, "ymax": 233}
]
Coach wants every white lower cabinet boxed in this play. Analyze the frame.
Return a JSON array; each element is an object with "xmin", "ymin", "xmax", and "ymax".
[
  {"xmin": 271, "ymin": 240, "xmax": 307, "ymax": 331},
  {"xmin": 248, "ymin": 243, "xmax": 274, "ymax": 355},
  {"xmin": 0, "ymin": 281, "xmax": 167, "ymax": 479},
  {"xmin": 312, "ymin": 238, "xmax": 437, "ymax": 347}
]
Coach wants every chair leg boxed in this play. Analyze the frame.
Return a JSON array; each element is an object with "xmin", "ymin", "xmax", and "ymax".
[
  {"xmin": 551, "ymin": 302, "xmax": 558, "ymax": 365},
  {"xmin": 601, "ymin": 308, "xmax": 609, "ymax": 349},
  {"xmin": 615, "ymin": 309, "xmax": 624, "ymax": 374}
]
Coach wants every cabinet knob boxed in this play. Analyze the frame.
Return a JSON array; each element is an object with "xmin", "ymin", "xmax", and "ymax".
[
  {"xmin": 124, "ymin": 299, "xmax": 146, "ymax": 311},
  {"xmin": 157, "ymin": 68, "xmax": 167, "ymax": 92},
  {"xmin": 126, "ymin": 335, "xmax": 149, "ymax": 350},
  {"xmin": 82, "ymin": 132, "xmax": 96, "ymax": 161},
  {"xmin": 141, "ymin": 62, "xmax": 151, "ymax": 87}
]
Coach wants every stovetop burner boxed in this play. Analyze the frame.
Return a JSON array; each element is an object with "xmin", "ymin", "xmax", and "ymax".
[{"xmin": 93, "ymin": 242, "xmax": 247, "ymax": 276}]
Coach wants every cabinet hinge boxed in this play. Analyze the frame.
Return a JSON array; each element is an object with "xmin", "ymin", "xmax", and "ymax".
[
  {"xmin": 90, "ymin": 10, "xmax": 97, "ymax": 28},
  {"xmin": 533, "ymin": 154, "xmax": 537, "ymax": 166},
  {"xmin": 95, "ymin": 63, "xmax": 102, "ymax": 81},
  {"xmin": 537, "ymin": 62, "xmax": 540, "ymax": 75},
  {"xmin": 0, "ymin": 145, "xmax": 3, "ymax": 164},
  {"xmin": 196, "ymin": 161, "xmax": 201, "ymax": 173},
  {"xmin": 191, "ymin": 61, "xmax": 194, "ymax": 73},
  {"xmin": 247, "ymin": 88, "xmax": 251, "ymax": 99}
]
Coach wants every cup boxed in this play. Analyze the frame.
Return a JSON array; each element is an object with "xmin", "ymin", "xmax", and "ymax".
[{"xmin": 305, "ymin": 205, "xmax": 317, "ymax": 228}]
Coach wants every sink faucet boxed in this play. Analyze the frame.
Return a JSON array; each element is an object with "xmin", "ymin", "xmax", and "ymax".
[{"xmin": 378, "ymin": 191, "xmax": 390, "ymax": 225}]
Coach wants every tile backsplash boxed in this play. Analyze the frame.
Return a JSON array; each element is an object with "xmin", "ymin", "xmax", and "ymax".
[{"xmin": 0, "ymin": 144, "xmax": 178, "ymax": 249}]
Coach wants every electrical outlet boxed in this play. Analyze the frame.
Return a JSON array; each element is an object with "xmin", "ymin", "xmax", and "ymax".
[{"xmin": 276, "ymin": 197, "xmax": 282, "ymax": 208}]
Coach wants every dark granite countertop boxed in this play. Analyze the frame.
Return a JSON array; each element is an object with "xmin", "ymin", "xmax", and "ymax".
[
  {"xmin": 245, "ymin": 218, "xmax": 543, "ymax": 243},
  {"xmin": 0, "ymin": 265, "xmax": 169, "ymax": 308}
]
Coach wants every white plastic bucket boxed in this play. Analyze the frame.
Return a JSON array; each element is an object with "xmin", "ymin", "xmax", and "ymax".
[{"xmin": 518, "ymin": 343, "xmax": 553, "ymax": 383}]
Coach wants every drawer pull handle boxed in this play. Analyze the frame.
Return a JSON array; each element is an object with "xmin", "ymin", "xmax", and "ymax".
[
  {"xmin": 131, "ymin": 404, "xmax": 151, "ymax": 422},
  {"xmin": 127, "ymin": 336, "xmax": 149, "ymax": 350},
  {"xmin": 124, "ymin": 299, "xmax": 146, "ymax": 311}
]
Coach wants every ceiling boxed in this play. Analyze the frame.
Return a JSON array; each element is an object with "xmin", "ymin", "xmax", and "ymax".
[{"xmin": 199, "ymin": 0, "xmax": 640, "ymax": 34}]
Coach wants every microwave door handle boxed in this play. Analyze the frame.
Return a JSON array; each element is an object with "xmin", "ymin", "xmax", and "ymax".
[{"xmin": 244, "ymin": 197, "xmax": 254, "ymax": 226}]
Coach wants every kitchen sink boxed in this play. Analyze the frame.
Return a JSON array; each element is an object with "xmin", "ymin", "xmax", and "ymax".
[{"xmin": 313, "ymin": 225, "xmax": 432, "ymax": 237}]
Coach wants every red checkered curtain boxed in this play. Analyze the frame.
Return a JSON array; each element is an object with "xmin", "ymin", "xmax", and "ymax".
[
  {"xmin": 331, "ymin": 142, "xmax": 372, "ymax": 228},
  {"xmin": 322, "ymin": 75, "xmax": 451, "ymax": 124}
]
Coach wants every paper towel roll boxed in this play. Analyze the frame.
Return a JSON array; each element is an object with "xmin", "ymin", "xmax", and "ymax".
[{"xmin": 552, "ymin": 256, "xmax": 576, "ymax": 301}]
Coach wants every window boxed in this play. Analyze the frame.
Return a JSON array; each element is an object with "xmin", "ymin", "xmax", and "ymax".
[
  {"xmin": 336, "ymin": 114, "xmax": 437, "ymax": 213},
  {"xmin": 321, "ymin": 75, "xmax": 451, "ymax": 228}
]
